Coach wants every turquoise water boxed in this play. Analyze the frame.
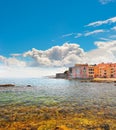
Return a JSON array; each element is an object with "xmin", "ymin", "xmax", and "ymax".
[{"xmin": 0, "ymin": 77, "xmax": 116, "ymax": 110}]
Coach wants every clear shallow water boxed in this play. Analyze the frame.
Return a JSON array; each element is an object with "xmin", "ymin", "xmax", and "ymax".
[
  {"xmin": 0, "ymin": 77, "xmax": 116, "ymax": 129},
  {"xmin": 0, "ymin": 77, "xmax": 116, "ymax": 110}
]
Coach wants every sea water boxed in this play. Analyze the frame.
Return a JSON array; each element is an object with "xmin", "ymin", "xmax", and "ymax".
[
  {"xmin": 0, "ymin": 77, "xmax": 116, "ymax": 129},
  {"xmin": 0, "ymin": 77, "xmax": 116, "ymax": 110}
]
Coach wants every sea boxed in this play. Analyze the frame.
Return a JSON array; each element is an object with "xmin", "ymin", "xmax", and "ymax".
[
  {"xmin": 0, "ymin": 77, "xmax": 116, "ymax": 109},
  {"xmin": 0, "ymin": 77, "xmax": 116, "ymax": 129}
]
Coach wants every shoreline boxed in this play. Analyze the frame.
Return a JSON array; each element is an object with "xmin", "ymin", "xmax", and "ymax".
[
  {"xmin": 91, "ymin": 78, "xmax": 116, "ymax": 83},
  {"xmin": 62, "ymin": 77, "xmax": 116, "ymax": 83}
]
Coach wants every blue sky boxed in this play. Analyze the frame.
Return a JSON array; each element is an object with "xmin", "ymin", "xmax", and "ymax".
[
  {"xmin": 0, "ymin": 0, "xmax": 116, "ymax": 77},
  {"xmin": 0, "ymin": 0, "xmax": 116, "ymax": 56}
]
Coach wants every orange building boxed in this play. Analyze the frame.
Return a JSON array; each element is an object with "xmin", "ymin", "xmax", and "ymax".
[
  {"xmin": 88, "ymin": 65, "xmax": 95, "ymax": 78},
  {"xmin": 110, "ymin": 63, "xmax": 116, "ymax": 78},
  {"xmin": 94, "ymin": 63, "xmax": 116, "ymax": 78}
]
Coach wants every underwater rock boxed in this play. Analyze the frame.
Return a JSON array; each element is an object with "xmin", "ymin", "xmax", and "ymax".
[
  {"xmin": 55, "ymin": 125, "xmax": 71, "ymax": 130},
  {"xmin": 100, "ymin": 124, "xmax": 110, "ymax": 130}
]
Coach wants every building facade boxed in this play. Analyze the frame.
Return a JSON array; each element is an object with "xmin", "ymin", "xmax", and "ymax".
[
  {"xmin": 88, "ymin": 65, "xmax": 95, "ymax": 78},
  {"xmin": 68, "ymin": 63, "xmax": 116, "ymax": 79},
  {"xmin": 94, "ymin": 63, "xmax": 116, "ymax": 78},
  {"xmin": 69, "ymin": 64, "xmax": 89, "ymax": 79}
]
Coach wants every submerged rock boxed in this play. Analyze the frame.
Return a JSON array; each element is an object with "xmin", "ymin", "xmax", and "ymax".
[
  {"xmin": 100, "ymin": 124, "xmax": 110, "ymax": 130},
  {"xmin": 55, "ymin": 125, "xmax": 71, "ymax": 130}
]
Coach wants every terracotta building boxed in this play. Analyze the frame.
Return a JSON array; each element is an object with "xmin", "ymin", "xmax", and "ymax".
[
  {"xmin": 110, "ymin": 63, "xmax": 116, "ymax": 78},
  {"xmin": 94, "ymin": 63, "xmax": 116, "ymax": 78}
]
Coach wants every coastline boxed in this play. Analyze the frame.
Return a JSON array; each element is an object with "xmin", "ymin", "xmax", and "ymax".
[{"xmin": 91, "ymin": 78, "xmax": 116, "ymax": 83}]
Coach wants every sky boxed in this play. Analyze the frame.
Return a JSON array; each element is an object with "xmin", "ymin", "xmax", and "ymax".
[{"xmin": 0, "ymin": 0, "xmax": 116, "ymax": 77}]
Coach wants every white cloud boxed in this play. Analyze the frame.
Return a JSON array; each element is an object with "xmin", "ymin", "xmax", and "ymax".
[
  {"xmin": 86, "ymin": 16, "xmax": 116, "ymax": 27},
  {"xmin": 0, "ymin": 41, "xmax": 116, "ymax": 78},
  {"xmin": 23, "ymin": 43, "xmax": 85, "ymax": 67},
  {"xmin": 99, "ymin": 37, "xmax": 110, "ymax": 41},
  {"xmin": 84, "ymin": 40, "xmax": 116, "ymax": 64},
  {"xmin": 0, "ymin": 56, "xmax": 26, "ymax": 67},
  {"xmin": 23, "ymin": 41, "xmax": 116, "ymax": 67},
  {"xmin": 62, "ymin": 33, "xmax": 75, "ymax": 38},
  {"xmin": 11, "ymin": 53, "xmax": 22, "ymax": 57},
  {"xmin": 94, "ymin": 40, "xmax": 116, "ymax": 48},
  {"xmin": 111, "ymin": 26, "xmax": 116, "ymax": 31},
  {"xmin": 84, "ymin": 29, "xmax": 105, "ymax": 36},
  {"xmin": 1, "ymin": 41, "xmax": 116, "ymax": 68},
  {"xmin": 99, "ymin": 0, "xmax": 114, "ymax": 4},
  {"xmin": 0, "ymin": 56, "xmax": 6, "ymax": 62},
  {"xmin": 74, "ymin": 33, "xmax": 82, "ymax": 38},
  {"xmin": 109, "ymin": 35, "xmax": 116, "ymax": 38}
]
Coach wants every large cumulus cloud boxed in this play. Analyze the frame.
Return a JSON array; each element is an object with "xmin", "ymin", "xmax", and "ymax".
[
  {"xmin": 23, "ymin": 43, "xmax": 85, "ymax": 67},
  {"xmin": 0, "ymin": 41, "xmax": 116, "ymax": 68}
]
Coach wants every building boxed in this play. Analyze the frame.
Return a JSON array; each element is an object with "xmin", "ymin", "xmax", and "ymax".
[
  {"xmin": 57, "ymin": 62, "xmax": 116, "ymax": 79},
  {"xmin": 56, "ymin": 73, "xmax": 66, "ymax": 78},
  {"xmin": 56, "ymin": 70, "xmax": 69, "ymax": 79},
  {"xmin": 88, "ymin": 65, "xmax": 95, "ymax": 78},
  {"xmin": 69, "ymin": 64, "xmax": 89, "ymax": 79},
  {"xmin": 94, "ymin": 63, "xmax": 116, "ymax": 78},
  {"xmin": 110, "ymin": 63, "xmax": 116, "ymax": 78}
]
